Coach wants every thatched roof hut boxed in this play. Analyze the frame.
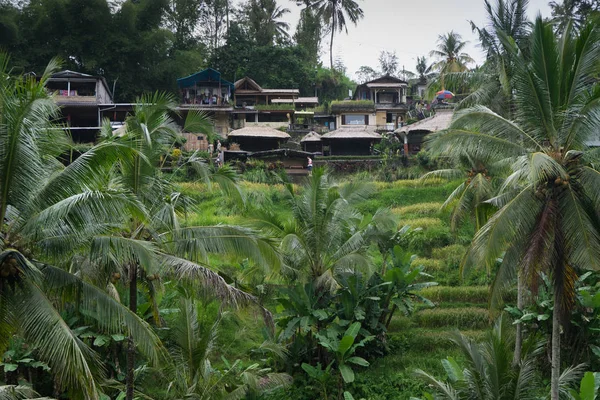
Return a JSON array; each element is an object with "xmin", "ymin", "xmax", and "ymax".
[
  {"xmin": 300, "ymin": 131, "xmax": 323, "ymax": 153},
  {"xmin": 227, "ymin": 126, "xmax": 290, "ymax": 152},
  {"xmin": 321, "ymin": 126, "xmax": 381, "ymax": 155},
  {"xmin": 394, "ymin": 109, "xmax": 454, "ymax": 154}
]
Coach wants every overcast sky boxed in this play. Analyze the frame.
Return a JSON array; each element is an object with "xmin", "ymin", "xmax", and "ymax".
[{"xmin": 266, "ymin": 0, "xmax": 553, "ymax": 80}]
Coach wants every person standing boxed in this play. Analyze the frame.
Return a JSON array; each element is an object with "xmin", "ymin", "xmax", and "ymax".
[
  {"xmin": 216, "ymin": 140, "xmax": 222, "ymax": 153},
  {"xmin": 307, "ymin": 156, "xmax": 313, "ymax": 176},
  {"xmin": 208, "ymin": 142, "xmax": 214, "ymax": 155}
]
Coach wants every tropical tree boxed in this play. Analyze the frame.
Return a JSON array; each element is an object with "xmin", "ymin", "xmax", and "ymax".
[
  {"xmin": 550, "ymin": 0, "xmax": 599, "ymax": 34},
  {"xmin": 133, "ymin": 291, "xmax": 291, "ymax": 399},
  {"xmin": 457, "ymin": 0, "xmax": 531, "ymax": 116},
  {"xmin": 413, "ymin": 315, "xmax": 548, "ymax": 400},
  {"xmin": 85, "ymin": 93, "xmax": 280, "ymax": 400},
  {"xmin": 253, "ymin": 168, "xmax": 396, "ymax": 291},
  {"xmin": 248, "ymin": 0, "xmax": 291, "ymax": 46},
  {"xmin": 421, "ymin": 153, "xmax": 507, "ymax": 233},
  {"xmin": 0, "ymin": 53, "xmax": 167, "ymax": 399},
  {"xmin": 305, "ymin": 0, "xmax": 364, "ymax": 70},
  {"xmin": 426, "ymin": 17, "xmax": 600, "ymax": 400},
  {"xmin": 429, "ymin": 31, "xmax": 474, "ymax": 89}
]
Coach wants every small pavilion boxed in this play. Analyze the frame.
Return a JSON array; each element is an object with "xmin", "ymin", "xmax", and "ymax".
[
  {"xmin": 227, "ymin": 126, "xmax": 290, "ymax": 152},
  {"xmin": 321, "ymin": 126, "xmax": 382, "ymax": 156},
  {"xmin": 300, "ymin": 131, "xmax": 323, "ymax": 153}
]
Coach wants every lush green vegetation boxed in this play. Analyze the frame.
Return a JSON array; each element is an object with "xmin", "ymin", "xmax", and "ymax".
[{"xmin": 2, "ymin": 1, "xmax": 600, "ymax": 400}]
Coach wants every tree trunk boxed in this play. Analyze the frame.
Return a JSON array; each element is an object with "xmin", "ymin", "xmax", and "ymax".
[
  {"xmin": 550, "ymin": 289, "xmax": 561, "ymax": 400},
  {"xmin": 126, "ymin": 264, "xmax": 137, "ymax": 400},
  {"xmin": 329, "ymin": 19, "xmax": 335, "ymax": 70},
  {"xmin": 513, "ymin": 273, "xmax": 523, "ymax": 365}
]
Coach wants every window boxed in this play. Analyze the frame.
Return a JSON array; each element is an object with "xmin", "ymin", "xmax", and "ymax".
[{"xmin": 343, "ymin": 115, "xmax": 366, "ymax": 125}]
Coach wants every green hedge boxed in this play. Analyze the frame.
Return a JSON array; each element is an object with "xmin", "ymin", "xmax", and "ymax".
[{"xmin": 330, "ymin": 100, "xmax": 375, "ymax": 112}]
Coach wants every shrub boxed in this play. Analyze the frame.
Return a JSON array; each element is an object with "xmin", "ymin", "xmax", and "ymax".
[
  {"xmin": 413, "ymin": 308, "xmax": 490, "ymax": 329},
  {"xmin": 330, "ymin": 100, "xmax": 375, "ymax": 112}
]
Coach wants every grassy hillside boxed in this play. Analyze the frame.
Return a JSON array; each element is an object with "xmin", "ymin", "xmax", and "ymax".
[{"xmin": 175, "ymin": 175, "xmax": 493, "ymax": 399}]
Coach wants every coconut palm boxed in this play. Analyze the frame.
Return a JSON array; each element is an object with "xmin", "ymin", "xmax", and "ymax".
[
  {"xmin": 305, "ymin": 0, "xmax": 364, "ymax": 70},
  {"xmin": 249, "ymin": 0, "xmax": 291, "ymax": 46},
  {"xmin": 426, "ymin": 17, "xmax": 600, "ymax": 400},
  {"xmin": 0, "ymin": 53, "xmax": 167, "ymax": 399},
  {"xmin": 413, "ymin": 315, "xmax": 547, "ymax": 400},
  {"xmin": 429, "ymin": 31, "xmax": 475, "ymax": 89},
  {"xmin": 253, "ymin": 168, "xmax": 396, "ymax": 292},
  {"xmin": 78, "ymin": 92, "xmax": 280, "ymax": 400},
  {"xmin": 421, "ymin": 153, "xmax": 506, "ymax": 233},
  {"xmin": 457, "ymin": 0, "xmax": 531, "ymax": 116}
]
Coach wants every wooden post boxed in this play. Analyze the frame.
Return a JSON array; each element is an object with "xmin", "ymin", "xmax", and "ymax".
[{"xmin": 67, "ymin": 80, "xmax": 71, "ymax": 96}]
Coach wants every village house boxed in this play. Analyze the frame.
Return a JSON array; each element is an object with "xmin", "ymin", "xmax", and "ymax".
[
  {"xmin": 394, "ymin": 107, "xmax": 454, "ymax": 154},
  {"xmin": 45, "ymin": 70, "xmax": 115, "ymax": 143},
  {"xmin": 350, "ymin": 75, "xmax": 409, "ymax": 131}
]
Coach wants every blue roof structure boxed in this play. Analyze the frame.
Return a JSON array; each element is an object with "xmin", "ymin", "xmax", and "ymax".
[{"xmin": 177, "ymin": 68, "xmax": 235, "ymax": 91}]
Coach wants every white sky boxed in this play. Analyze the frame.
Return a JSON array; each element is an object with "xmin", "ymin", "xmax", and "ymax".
[{"xmin": 261, "ymin": 0, "xmax": 553, "ymax": 80}]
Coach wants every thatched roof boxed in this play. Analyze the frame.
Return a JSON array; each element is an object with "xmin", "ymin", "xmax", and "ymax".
[
  {"xmin": 395, "ymin": 109, "xmax": 454, "ymax": 135},
  {"xmin": 228, "ymin": 126, "xmax": 291, "ymax": 139},
  {"xmin": 300, "ymin": 131, "xmax": 322, "ymax": 142},
  {"xmin": 322, "ymin": 125, "xmax": 382, "ymax": 140}
]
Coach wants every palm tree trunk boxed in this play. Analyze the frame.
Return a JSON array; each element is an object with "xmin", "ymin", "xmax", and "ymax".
[
  {"xmin": 329, "ymin": 26, "xmax": 335, "ymax": 70},
  {"xmin": 126, "ymin": 264, "xmax": 137, "ymax": 400},
  {"xmin": 513, "ymin": 273, "xmax": 523, "ymax": 365},
  {"xmin": 550, "ymin": 289, "xmax": 561, "ymax": 400}
]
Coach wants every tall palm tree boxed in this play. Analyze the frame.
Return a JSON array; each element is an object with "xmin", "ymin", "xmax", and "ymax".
[
  {"xmin": 305, "ymin": 0, "xmax": 364, "ymax": 70},
  {"xmin": 0, "ymin": 53, "xmax": 166, "ymax": 399},
  {"xmin": 429, "ymin": 31, "xmax": 475, "ymax": 90},
  {"xmin": 86, "ymin": 92, "xmax": 280, "ymax": 400},
  {"xmin": 253, "ymin": 168, "xmax": 396, "ymax": 291},
  {"xmin": 426, "ymin": 18, "xmax": 600, "ymax": 400},
  {"xmin": 249, "ymin": 0, "xmax": 291, "ymax": 46}
]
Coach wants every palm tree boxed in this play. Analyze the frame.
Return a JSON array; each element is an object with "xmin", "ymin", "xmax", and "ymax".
[
  {"xmin": 305, "ymin": 0, "xmax": 364, "ymax": 70},
  {"xmin": 133, "ymin": 292, "xmax": 291, "ymax": 399},
  {"xmin": 426, "ymin": 18, "xmax": 600, "ymax": 400},
  {"xmin": 429, "ymin": 31, "xmax": 475, "ymax": 90},
  {"xmin": 420, "ymin": 153, "xmax": 506, "ymax": 233},
  {"xmin": 85, "ymin": 92, "xmax": 280, "ymax": 400},
  {"xmin": 249, "ymin": 0, "xmax": 291, "ymax": 46},
  {"xmin": 253, "ymin": 168, "xmax": 396, "ymax": 291},
  {"xmin": 0, "ymin": 53, "xmax": 166, "ymax": 399},
  {"xmin": 414, "ymin": 315, "xmax": 547, "ymax": 400}
]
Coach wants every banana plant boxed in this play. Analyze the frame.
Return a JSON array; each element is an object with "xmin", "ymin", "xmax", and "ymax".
[
  {"xmin": 314, "ymin": 322, "xmax": 373, "ymax": 385},
  {"xmin": 569, "ymin": 372, "xmax": 600, "ymax": 400}
]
